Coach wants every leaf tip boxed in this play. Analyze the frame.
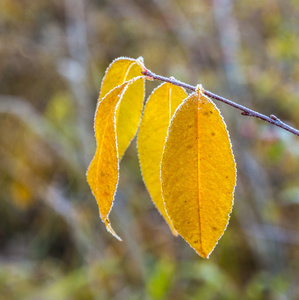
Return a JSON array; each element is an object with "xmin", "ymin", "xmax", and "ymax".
[
  {"xmin": 104, "ymin": 219, "xmax": 122, "ymax": 241},
  {"xmin": 194, "ymin": 247, "xmax": 211, "ymax": 259},
  {"xmin": 170, "ymin": 227, "xmax": 178, "ymax": 236}
]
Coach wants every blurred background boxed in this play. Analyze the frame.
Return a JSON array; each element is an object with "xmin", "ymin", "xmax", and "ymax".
[{"xmin": 1, "ymin": 0, "xmax": 299, "ymax": 299}]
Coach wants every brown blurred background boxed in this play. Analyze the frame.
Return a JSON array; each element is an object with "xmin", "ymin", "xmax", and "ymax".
[{"xmin": 1, "ymin": 0, "xmax": 299, "ymax": 299}]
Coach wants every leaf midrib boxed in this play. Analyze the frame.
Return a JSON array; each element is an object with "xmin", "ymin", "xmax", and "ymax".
[{"xmin": 196, "ymin": 95, "xmax": 203, "ymax": 253}]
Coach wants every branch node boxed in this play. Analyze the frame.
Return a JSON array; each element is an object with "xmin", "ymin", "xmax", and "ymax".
[
  {"xmin": 270, "ymin": 114, "xmax": 280, "ymax": 122},
  {"xmin": 136, "ymin": 57, "xmax": 148, "ymax": 75},
  {"xmin": 241, "ymin": 111, "xmax": 250, "ymax": 116}
]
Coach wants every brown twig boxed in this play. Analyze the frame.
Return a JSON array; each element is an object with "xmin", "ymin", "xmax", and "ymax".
[{"xmin": 141, "ymin": 68, "xmax": 299, "ymax": 137}]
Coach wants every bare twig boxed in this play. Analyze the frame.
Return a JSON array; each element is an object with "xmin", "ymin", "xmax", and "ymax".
[{"xmin": 141, "ymin": 68, "xmax": 299, "ymax": 137}]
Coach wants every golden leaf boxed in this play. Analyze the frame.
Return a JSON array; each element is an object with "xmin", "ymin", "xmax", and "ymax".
[
  {"xmin": 116, "ymin": 65, "xmax": 145, "ymax": 159},
  {"xmin": 87, "ymin": 75, "xmax": 144, "ymax": 240},
  {"xmin": 138, "ymin": 83, "xmax": 187, "ymax": 235},
  {"xmin": 99, "ymin": 57, "xmax": 145, "ymax": 159},
  {"xmin": 99, "ymin": 57, "xmax": 142, "ymax": 102},
  {"xmin": 160, "ymin": 86, "xmax": 236, "ymax": 258}
]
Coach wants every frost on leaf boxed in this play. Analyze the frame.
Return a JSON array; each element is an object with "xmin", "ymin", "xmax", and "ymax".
[
  {"xmin": 138, "ymin": 83, "xmax": 187, "ymax": 235},
  {"xmin": 86, "ymin": 57, "xmax": 145, "ymax": 240},
  {"xmin": 160, "ymin": 86, "xmax": 236, "ymax": 258},
  {"xmin": 87, "ymin": 57, "xmax": 237, "ymax": 258}
]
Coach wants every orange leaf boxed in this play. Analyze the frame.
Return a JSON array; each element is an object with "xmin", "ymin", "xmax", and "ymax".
[
  {"xmin": 161, "ymin": 86, "xmax": 236, "ymax": 258},
  {"xmin": 87, "ymin": 76, "xmax": 144, "ymax": 240},
  {"xmin": 138, "ymin": 83, "xmax": 187, "ymax": 235}
]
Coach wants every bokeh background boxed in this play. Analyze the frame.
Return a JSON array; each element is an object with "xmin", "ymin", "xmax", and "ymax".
[{"xmin": 1, "ymin": 0, "xmax": 299, "ymax": 299}]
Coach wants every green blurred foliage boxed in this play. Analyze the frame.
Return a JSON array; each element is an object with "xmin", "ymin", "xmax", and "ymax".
[{"xmin": 1, "ymin": 0, "xmax": 299, "ymax": 299}]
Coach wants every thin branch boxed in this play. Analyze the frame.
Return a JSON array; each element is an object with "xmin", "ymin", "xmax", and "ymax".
[{"xmin": 141, "ymin": 68, "xmax": 299, "ymax": 137}]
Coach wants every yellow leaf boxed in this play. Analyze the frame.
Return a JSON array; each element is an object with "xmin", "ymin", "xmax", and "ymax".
[
  {"xmin": 138, "ymin": 83, "xmax": 187, "ymax": 235},
  {"xmin": 99, "ymin": 57, "xmax": 145, "ymax": 159},
  {"xmin": 86, "ymin": 77, "xmax": 144, "ymax": 240},
  {"xmin": 116, "ymin": 64, "xmax": 145, "ymax": 159},
  {"xmin": 160, "ymin": 86, "xmax": 236, "ymax": 258},
  {"xmin": 99, "ymin": 57, "xmax": 142, "ymax": 102}
]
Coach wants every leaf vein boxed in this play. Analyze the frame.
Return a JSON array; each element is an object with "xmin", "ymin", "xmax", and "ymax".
[{"xmin": 196, "ymin": 95, "xmax": 203, "ymax": 252}]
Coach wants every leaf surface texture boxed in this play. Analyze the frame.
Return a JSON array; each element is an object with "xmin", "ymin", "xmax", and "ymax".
[
  {"xmin": 138, "ymin": 83, "xmax": 187, "ymax": 234},
  {"xmin": 161, "ymin": 89, "xmax": 236, "ymax": 258},
  {"xmin": 87, "ymin": 57, "xmax": 145, "ymax": 239},
  {"xmin": 99, "ymin": 57, "xmax": 145, "ymax": 159}
]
